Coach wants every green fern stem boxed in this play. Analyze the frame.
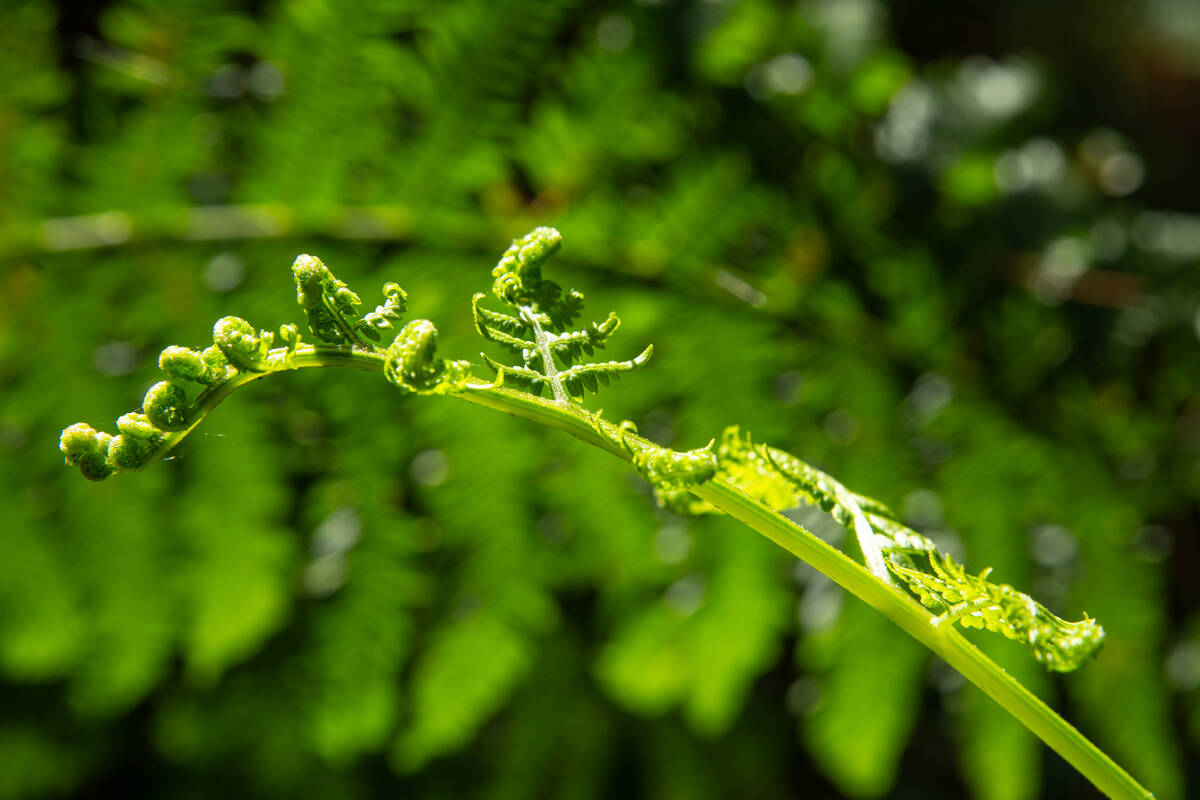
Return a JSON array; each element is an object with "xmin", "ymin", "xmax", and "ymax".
[{"xmin": 95, "ymin": 347, "xmax": 1145, "ymax": 798}]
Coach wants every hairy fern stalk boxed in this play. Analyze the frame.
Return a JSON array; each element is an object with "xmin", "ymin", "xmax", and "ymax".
[{"xmin": 60, "ymin": 228, "xmax": 1152, "ymax": 800}]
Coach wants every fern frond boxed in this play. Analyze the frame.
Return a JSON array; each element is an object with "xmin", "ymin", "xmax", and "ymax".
[
  {"xmin": 474, "ymin": 227, "xmax": 651, "ymax": 404},
  {"xmin": 472, "ymin": 293, "xmax": 533, "ymax": 339},
  {"xmin": 707, "ymin": 426, "xmax": 1103, "ymax": 671},
  {"xmin": 473, "ymin": 298, "xmax": 537, "ymax": 356}
]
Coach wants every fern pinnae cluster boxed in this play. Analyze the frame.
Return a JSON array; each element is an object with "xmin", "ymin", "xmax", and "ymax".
[
  {"xmin": 707, "ymin": 426, "xmax": 1104, "ymax": 672},
  {"xmin": 473, "ymin": 227, "xmax": 652, "ymax": 404},
  {"xmin": 865, "ymin": 511, "xmax": 1105, "ymax": 672}
]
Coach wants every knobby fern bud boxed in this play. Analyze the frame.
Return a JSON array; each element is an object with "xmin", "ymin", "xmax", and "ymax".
[
  {"xmin": 143, "ymin": 381, "xmax": 190, "ymax": 431},
  {"xmin": 108, "ymin": 412, "xmax": 164, "ymax": 471},
  {"xmin": 213, "ymin": 316, "xmax": 272, "ymax": 372},
  {"xmin": 160, "ymin": 345, "xmax": 225, "ymax": 385},
  {"xmin": 277, "ymin": 323, "xmax": 300, "ymax": 351},
  {"xmin": 293, "ymin": 253, "xmax": 362, "ymax": 345},
  {"xmin": 107, "ymin": 434, "xmax": 154, "ymax": 471},
  {"xmin": 79, "ymin": 431, "xmax": 115, "ymax": 481},
  {"xmin": 60, "ymin": 424, "xmax": 116, "ymax": 481},
  {"xmin": 117, "ymin": 412, "xmax": 159, "ymax": 439},
  {"xmin": 201, "ymin": 345, "xmax": 229, "ymax": 370},
  {"xmin": 293, "ymin": 254, "xmax": 408, "ymax": 346},
  {"xmin": 60, "ymin": 423, "xmax": 103, "ymax": 466}
]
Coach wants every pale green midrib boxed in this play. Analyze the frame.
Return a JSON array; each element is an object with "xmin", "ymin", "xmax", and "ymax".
[
  {"xmin": 127, "ymin": 349, "xmax": 1153, "ymax": 800},
  {"xmin": 517, "ymin": 304, "xmax": 568, "ymax": 404}
]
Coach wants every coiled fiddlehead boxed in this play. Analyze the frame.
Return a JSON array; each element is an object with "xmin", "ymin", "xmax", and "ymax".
[
  {"xmin": 59, "ymin": 423, "xmax": 115, "ymax": 482},
  {"xmin": 384, "ymin": 319, "xmax": 472, "ymax": 395},
  {"xmin": 473, "ymin": 227, "xmax": 652, "ymax": 404},
  {"xmin": 213, "ymin": 316, "xmax": 273, "ymax": 372},
  {"xmin": 142, "ymin": 381, "xmax": 190, "ymax": 431},
  {"xmin": 59, "ymin": 258, "xmax": 412, "ymax": 480}
]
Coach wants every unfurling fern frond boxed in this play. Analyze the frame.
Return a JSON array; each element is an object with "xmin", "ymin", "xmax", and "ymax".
[
  {"xmin": 472, "ymin": 227, "xmax": 651, "ymax": 404},
  {"xmin": 706, "ymin": 427, "xmax": 1103, "ymax": 672},
  {"xmin": 293, "ymin": 254, "xmax": 407, "ymax": 346},
  {"xmin": 54, "ymin": 228, "xmax": 1147, "ymax": 798}
]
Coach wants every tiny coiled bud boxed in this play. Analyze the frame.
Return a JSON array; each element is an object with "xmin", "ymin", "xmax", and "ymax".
[
  {"xmin": 384, "ymin": 319, "xmax": 470, "ymax": 395},
  {"xmin": 213, "ymin": 316, "xmax": 271, "ymax": 372},
  {"xmin": 143, "ymin": 381, "xmax": 190, "ymax": 431},
  {"xmin": 60, "ymin": 422, "xmax": 103, "ymax": 466},
  {"xmin": 264, "ymin": 323, "xmax": 303, "ymax": 368},
  {"xmin": 278, "ymin": 323, "xmax": 301, "ymax": 351},
  {"xmin": 117, "ymin": 412, "xmax": 160, "ymax": 440},
  {"xmin": 79, "ymin": 431, "xmax": 115, "ymax": 481},
  {"xmin": 107, "ymin": 433, "xmax": 156, "ymax": 471},
  {"xmin": 160, "ymin": 345, "xmax": 223, "ymax": 385}
]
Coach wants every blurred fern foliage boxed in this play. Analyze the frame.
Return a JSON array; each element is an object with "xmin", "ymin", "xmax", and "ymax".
[{"xmin": 2, "ymin": 0, "xmax": 1199, "ymax": 798}]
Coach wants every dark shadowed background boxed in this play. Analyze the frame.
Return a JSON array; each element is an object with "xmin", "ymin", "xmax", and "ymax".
[{"xmin": 1, "ymin": 0, "xmax": 1199, "ymax": 798}]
